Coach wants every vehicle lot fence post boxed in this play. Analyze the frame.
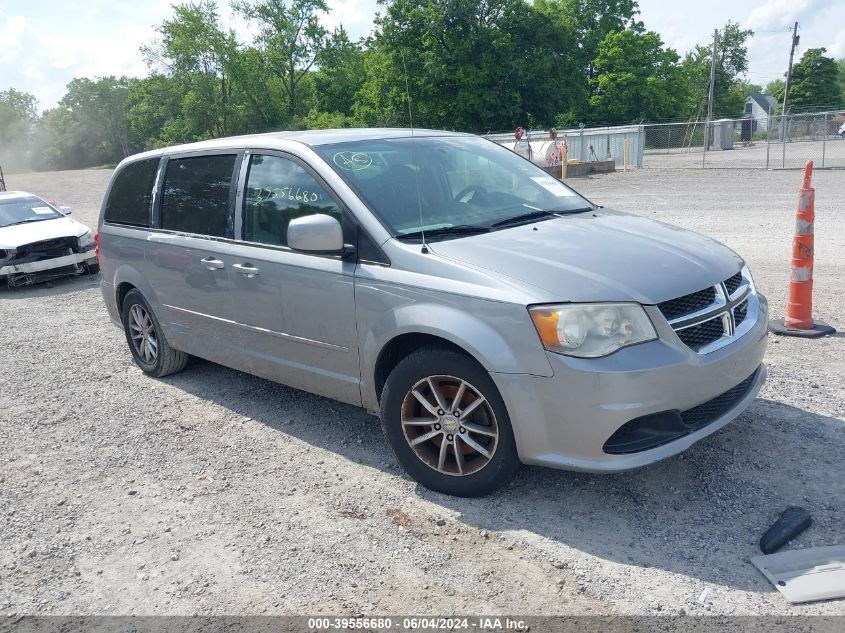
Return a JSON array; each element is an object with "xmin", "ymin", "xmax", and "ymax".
[
  {"xmin": 765, "ymin": 125, "xmax": 771, "ymax": 170},
  {"xmin": 561, "ymin": 142, "xmax": 568, "ymax": 179},
  {"xmin": 782, "ymin": 114, "xmax": 788, "ymax": 169},
  {"xmin": 578, "ymin": 125, "xmax": 586, "ymax": 162},
  {"xmin": 821, "ymin": 113, "xmax": 827, "ymax": 168},
  {"xmin": 769, "ymin": 160, "xmax": 836, "ymax": 338}
]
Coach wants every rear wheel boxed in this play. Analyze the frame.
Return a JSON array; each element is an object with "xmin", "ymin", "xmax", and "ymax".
[
  {"xmin": 121, "ymin": 289, "xmax": 188, "ymax": 377},
  {"xmin": 380, "ymin": 346, "xmax": 520, "ymax": 496}
]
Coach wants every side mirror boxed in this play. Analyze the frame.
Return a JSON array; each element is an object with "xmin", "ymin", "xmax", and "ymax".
[
  {"xmin": 59, "ymin": 206, "xmax": 72, "ymax": 215},
  {"xmin": 287, "ymin": 214, "xmax": 353, "ymax": 256}
]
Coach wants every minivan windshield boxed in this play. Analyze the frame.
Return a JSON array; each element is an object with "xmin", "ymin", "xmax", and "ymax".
[
  {"xmin": 315, "ymin": 136, "xmax": 594, "ymax": 240},
  {"xmin": 0, "ymin": 196, "xmax": 63, "ymax": 228}
]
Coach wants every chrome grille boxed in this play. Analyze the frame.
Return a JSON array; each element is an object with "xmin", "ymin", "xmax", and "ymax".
[
  {"xmin": 734, "ymin": 299, "xmax": 749, "ymax": 325},
  {"xmin": 724, "ymin": 272, "xmax": 743, "ymax": 296},
  {"xmin": 659, "ymin": 270, "xmax": 755, "ymax": 354},
  {"xmin": 676, "ymin": 317, "xmax": 725, "ymax": 351},
  {"xmin": 657, "ymin": 286, "xmax": 717, "ymax": 321}
]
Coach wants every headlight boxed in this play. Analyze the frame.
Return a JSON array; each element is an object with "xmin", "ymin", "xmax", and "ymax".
[
  {"xmin": 741, "ymin": 264, "xmax": 755, "ymax": 291},
  {"xmin": 78, "ymin": 231, "xmax": 94, "ymax": 248},
  {"xmin": 529, "ymin": 303, "xmax": 657, "ymax": 358}
]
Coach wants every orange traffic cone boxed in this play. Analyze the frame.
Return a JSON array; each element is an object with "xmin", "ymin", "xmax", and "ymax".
[{"xmin": 769, "ymin": 161, "xmax": 835, "ymax": 338}]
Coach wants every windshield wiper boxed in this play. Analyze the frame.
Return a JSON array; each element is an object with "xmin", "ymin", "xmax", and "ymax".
[
  {"xmin": 489, "ymin": 210, "xmax": 559, "ymax": 228},
  {"xmin": 548, "ymin": 206, "xmax": 595, "ymax": 214},
  {"xmin": 7, "ymin": 218, "xmax": 50, "ymax": 226},
  {"xmin": 397, "ymin": 225, "xmax": 490, "ymax": 241}
]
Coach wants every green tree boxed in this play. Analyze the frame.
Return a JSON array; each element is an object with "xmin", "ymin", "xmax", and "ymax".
[
  {"xmin": 678, "ymin": 21, "xmax": 753, "ymax": 119},
  {"xmin": 787, "ymin": 48, "xmax": 842, "ymax": 111},
  {"xmin": 31, "ymin": 77, "xmax": 133, "ymax": 169},
  {"xmin": 312, "ymin": 26, "xmax": 366, "ymax": 117},
  {"xmin": 234, "ymin": 0, "xmax": 329, "ymax": 119},
  {"xmin": 126, "ymin": 74, "xmax": 184, "ymax": 149},
  {"xmin": 358, "ymin": 0, "xmax": 582, "ymax": 132},
  {"xmin": 0, "ymin": 88, "xmax": 37, "ymax": 125},
  {"xmin": 764, "ymin": 78, "xmax": 785, "ymax": 102},
  {"xmin": 589, "ymin": 29, "xmax": 682, "ymax": 123},
  {"xmin": 143, "ymin": 0, "xmax": 240, "ymax": 141},
  {"xmin": 0, "ymin": 88, "xmax": 38, "ymax": 170},
  {"xmin": 507, "ymin": 0, "xmax": 585, "ymax": 126},
  {"xmin": 227, "ymin": 45, "xmax": 290, "ymax": 132},
  {"xmin": 736, "ymin": 80, "xmax": 762, "ymax": 97},
  {"xmin": 536, "ymin": 0, "xmax": 641, "ymax": 95}
]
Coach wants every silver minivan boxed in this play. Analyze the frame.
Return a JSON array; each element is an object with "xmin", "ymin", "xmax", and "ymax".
[{"xmin": 98, "ymin": 129, "xmax": 768, "ymax": 496}]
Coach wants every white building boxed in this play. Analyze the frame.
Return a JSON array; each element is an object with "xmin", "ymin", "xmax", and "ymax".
[{"xmin": 743, "ymin": 92, "xmax": 779, "ymax": 132}]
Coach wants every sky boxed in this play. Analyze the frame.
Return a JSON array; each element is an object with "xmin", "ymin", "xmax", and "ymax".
[{"xmin": 1, "ymin": 0, "xmax": 843, "ymax": 113}]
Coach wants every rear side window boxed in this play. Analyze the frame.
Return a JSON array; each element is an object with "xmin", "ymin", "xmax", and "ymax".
[
  {"xmin": 161, "ymin": 155, "xmax": 237, "ymax": 238},
  {"xmin": 104, "ymin": 158, "xmax": 159, "ymax": 227}
]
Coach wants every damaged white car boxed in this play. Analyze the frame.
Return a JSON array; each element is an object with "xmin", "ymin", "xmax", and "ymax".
[{"xmin": 0, "ymin": 191, "xmax": 98, "ymax": 288}]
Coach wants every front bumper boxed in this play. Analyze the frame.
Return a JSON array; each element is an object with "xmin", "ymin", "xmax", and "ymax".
[
  {"xmin": 492, "ymin": 294, "xmax": 769, "ymax": 472},
  {"xmin": 0, "ymin": 249, "xmax": 97, "ymax": 276}
]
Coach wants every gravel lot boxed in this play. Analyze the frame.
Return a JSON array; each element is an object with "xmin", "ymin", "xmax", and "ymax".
[{"xmin": 1, "ymin": 167, "xmax": 844, "ymax": 617}]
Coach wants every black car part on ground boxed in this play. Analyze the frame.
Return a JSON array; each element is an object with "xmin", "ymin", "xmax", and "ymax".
[{"xmin": 760, "ymin": 506, "xmax": 813, "ymax": 554}]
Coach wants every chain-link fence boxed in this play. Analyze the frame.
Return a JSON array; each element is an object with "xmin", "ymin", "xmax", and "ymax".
[{"xmin": 642, "ymin": 111, "xmax": 845, "ymax": 170}]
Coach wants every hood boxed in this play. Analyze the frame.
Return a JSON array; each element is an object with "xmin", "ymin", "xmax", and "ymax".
[
  {"xmin": 427, "ymin": 209, "xmax": 743, "ymax": 305},
  {"xmin": 0, "ymin": 216, "xmax": 89, "ymax": 249}
]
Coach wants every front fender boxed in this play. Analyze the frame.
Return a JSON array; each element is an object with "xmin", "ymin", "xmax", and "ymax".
[{"xmin": 359, "ymin": 297, "xmax": 553, "ymax": 411}]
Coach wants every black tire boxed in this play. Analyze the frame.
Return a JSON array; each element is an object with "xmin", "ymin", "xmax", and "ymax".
[
  {"xmin": 380, "ymin": 346, "xmax": 520, "ymax": 497},
  {"xmin": 121, "ymin": 289, "xmax": 188, "ymax": 377}
]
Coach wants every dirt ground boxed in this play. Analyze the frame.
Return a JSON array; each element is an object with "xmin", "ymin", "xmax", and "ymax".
[{"xmin": 1, "ymin": 166, "xmax": 844, "ymax": 617}]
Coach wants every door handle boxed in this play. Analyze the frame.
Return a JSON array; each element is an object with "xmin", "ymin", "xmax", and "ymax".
[
  {"xmin": 201, "ymin": 257, "xmax": 224, "ymax": 270},
  {"xmin": 232, "ymin": 263, "xmax": 260, "ymax": 278}
]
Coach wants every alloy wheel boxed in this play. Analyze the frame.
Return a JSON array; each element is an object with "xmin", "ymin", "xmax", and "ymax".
[
  {"xmin": 400, "ymin": 375, "xmax": 499, "ymax": 476},
  {"xmin": 128, "ymin": 304, "xmax": 158, "ymax": 364}
]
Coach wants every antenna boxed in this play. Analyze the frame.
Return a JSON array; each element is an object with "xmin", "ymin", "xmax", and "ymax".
[{"xmin": 400, "ymin": 49, "xmax": 428, "ymax": 254}]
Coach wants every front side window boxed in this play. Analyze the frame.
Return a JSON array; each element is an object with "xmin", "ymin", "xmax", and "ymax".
[
  {"xmin": 314, "ymin": 136, "xmax": 593, "ymax": 239},
  {"xmin": 104, "ymin": 158, "xmax": 159, "ymax": 227},
  {"xmin": 161, "ymin": 155, "xmax": 236, "ymax": 238},
  {"xmin": 242, "ymin": 154, "xmax": 341, "ymax": 247}
]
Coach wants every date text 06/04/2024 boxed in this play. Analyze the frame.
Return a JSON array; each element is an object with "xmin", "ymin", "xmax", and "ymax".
[{"xmin": 307, "ymin": 617, "xmax": 528, "ymax": 630}]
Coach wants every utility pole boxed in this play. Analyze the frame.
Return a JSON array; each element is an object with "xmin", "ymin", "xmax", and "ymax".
[
  {"xmin": 781, "ymin": 22, "xmax": 799, "ymax": 122},
  {"xmin": 703, "ymin": 29, "xmax": 718, "ymax": 167},
  {"xmin": 781, "ymin": 21, "xmax": 799, "ymax": 167}
]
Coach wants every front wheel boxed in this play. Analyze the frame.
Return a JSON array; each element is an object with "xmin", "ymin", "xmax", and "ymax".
[
  {"xmin": 121, "ymin": 289, "xmax": 188, "ymax": 377},
  {"xmin": 380, "ymin": 346, "xmax": 520, "ymax": 497}
]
